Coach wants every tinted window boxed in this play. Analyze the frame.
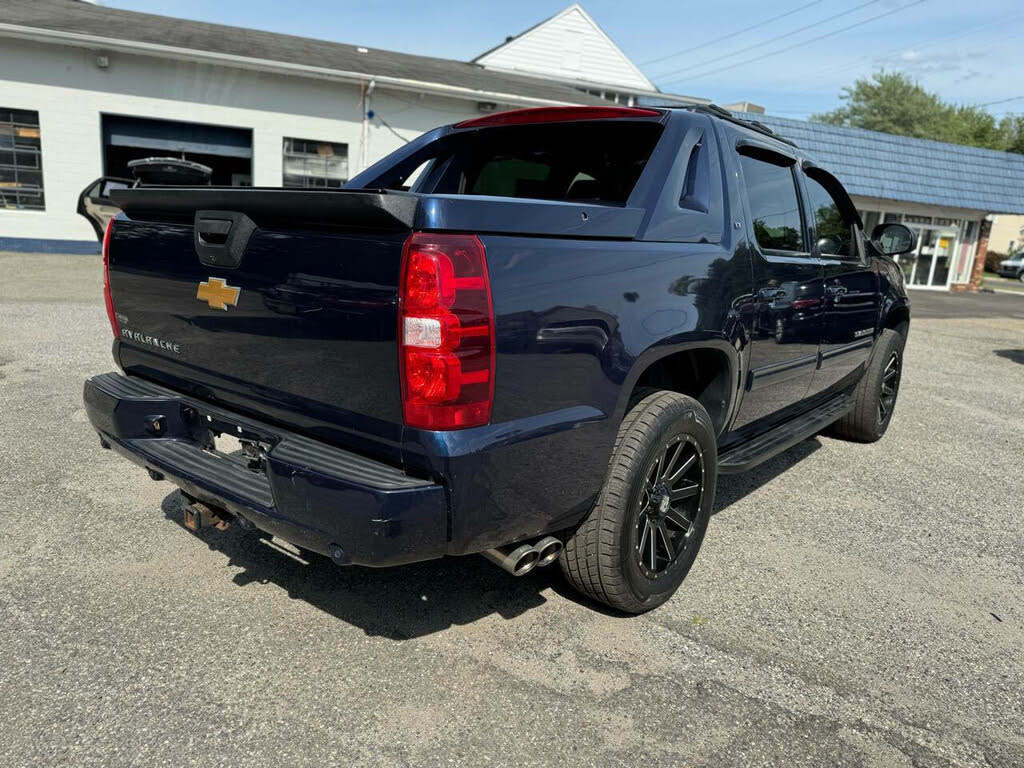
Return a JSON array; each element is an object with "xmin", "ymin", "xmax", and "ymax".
[
  {"xmin": 739, "ymin": 152, "xmax": 804, "ymax": 252},
  {"xmin": 433, "ymin": 121, "xmax": 663, "ymax": 204},
  {"xmin": 805, "ymin": 175, "xmax": 852, "ymax": 257}
]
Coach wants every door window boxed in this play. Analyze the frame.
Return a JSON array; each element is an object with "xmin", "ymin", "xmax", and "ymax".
[
  {"xmin": 804, "ymin": 175, "xmax": 853, "ymax": 258},
  {"xmin": 738, "ymin": 152, "xmax": 805, "ymax": 253}
]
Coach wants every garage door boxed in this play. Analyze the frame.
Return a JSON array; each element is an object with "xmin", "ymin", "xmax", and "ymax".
[
  {"xmin": 102, "ymin": 115, "xmax": 252, "ymax": 157},
  {"xmin": 101, "ymin": 114, "xmax": 253, "ymax": 186}
]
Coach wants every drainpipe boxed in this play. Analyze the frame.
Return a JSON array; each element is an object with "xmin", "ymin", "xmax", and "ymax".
[{"xmin": 360, "ymin": 78, "xmax": 376, "ymax": 173}]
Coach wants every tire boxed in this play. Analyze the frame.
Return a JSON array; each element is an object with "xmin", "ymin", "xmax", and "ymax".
[
  {"xmin": 560, "ymin": 391, "xmax": 717, "ymax": 614},
  {"xmin": 830, "ymin": 328, "xmax": 905, "ymax": 442}
]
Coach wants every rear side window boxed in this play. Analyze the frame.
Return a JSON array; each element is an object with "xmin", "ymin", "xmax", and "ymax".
[
  {"xmin": 431, "ymin": 121, "xmax": 663, "ymax": 205},
  {"xmin": 738, "ymin": 151, "xmax": 805, "ymax": 253}
]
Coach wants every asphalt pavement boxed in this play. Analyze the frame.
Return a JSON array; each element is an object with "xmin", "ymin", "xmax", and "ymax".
[{"xmin": 1, "ymin": 252, "xmax": 1022, "ymax": 767}]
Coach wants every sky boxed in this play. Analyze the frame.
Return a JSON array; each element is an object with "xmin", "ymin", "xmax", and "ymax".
[{"xmin": 100, "ymin": 0, "xmax": 1024, "ymax": 120}]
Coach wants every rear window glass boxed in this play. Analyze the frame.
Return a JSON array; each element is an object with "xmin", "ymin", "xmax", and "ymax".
[{"xmin": 424, "ymin": 121, "xmax": 663, "ymax": 205}]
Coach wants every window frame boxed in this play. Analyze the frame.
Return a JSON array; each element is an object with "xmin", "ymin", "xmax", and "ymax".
[
  {"xmin": 800, "ymin": 164, "xmax": 865, "ymax": 264},
  {"xmin": 735, "ymin": 142, "xmax": 812, "ymax": 261},
  {"xmin": 281, "ymin": 136, "xmax": 349, "ymax": 189},
  {"xmin": 0, "ymin": 107, "xmax": 45, "ymax": 212}
]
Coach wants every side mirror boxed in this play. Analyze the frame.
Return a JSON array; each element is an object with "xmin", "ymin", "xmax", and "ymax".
[{"xmin": 871, "ymin": 223, "xmax": 916, "ymax": 256}]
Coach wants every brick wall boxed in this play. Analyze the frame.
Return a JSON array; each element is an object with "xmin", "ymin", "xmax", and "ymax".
[{"xmin": 951, "ymin": 217, "xmax": 991, "ymax": 293}]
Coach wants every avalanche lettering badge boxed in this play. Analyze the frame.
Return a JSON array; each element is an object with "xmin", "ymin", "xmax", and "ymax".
[{"xmin": 196, "ymin": 277, "xmax": 241, "ymax": 310}]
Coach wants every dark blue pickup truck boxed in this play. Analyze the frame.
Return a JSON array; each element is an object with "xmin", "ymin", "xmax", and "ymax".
[{"xmin": 84, "ymin": 105, "xmax": 914, "ymax": 613}]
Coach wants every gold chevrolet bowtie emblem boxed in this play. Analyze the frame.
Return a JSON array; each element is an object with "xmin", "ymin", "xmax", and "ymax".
[{"xmin": 196, "ymin": 277, "xmax": 240, "ymax": 310}]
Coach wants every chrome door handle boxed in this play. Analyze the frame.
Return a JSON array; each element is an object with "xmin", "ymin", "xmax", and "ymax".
[
  {"xmin": 758, "ymin": 288, "xmax": 787, "ymax": 301},
  {"xmin": 825, "ymin": 284, "xmax": 848, "ymax": 296}
]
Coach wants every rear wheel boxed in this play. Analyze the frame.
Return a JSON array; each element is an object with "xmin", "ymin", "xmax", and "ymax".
[
  {"xmin": 830, "ymin": 328, "xmax": 905, "ymax": 442},
  {"xmin": 560, "ymin": 391, "xmax": 717, "ymax": 614}
]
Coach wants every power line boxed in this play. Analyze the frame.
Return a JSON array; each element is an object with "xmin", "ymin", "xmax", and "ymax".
[
  {"xmin": 651, "ymin": 0, "xmax": 881, "ymax": 81},
  {"xmin": 973, "ymin": 96, "xmax": 1024, "ymax": 108},
  {"xmin": 806, "ymin": 13, "xmax": 1024, "ymax": 81},
  {"xmin": 372, "ymin": 113, "xmax": 411, "ymax": 145},
  {"xmin": 638, "ymin": 0, "xmax": 824, "ymax": 67},
  {"xmin": 662, "ymin": 0, "xmax": 926, "ymax": 86}
]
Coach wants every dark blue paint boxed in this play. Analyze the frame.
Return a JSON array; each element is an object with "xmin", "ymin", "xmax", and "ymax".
[{"xmin": 88, "ymin": 108, "xmax": 910, "ymax": 564}]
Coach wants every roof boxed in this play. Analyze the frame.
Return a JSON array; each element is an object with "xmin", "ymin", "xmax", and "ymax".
[
  {"xmin": 1, "ymin": 0, "xmax": 607, "ymax": 107},
  {"xmin": 474, "ymin": 3, "xmax": 655, "ymax": 92},
  {"xmin": 732, "ymin": 112, "xmax": 1024, "ymax": 215}
]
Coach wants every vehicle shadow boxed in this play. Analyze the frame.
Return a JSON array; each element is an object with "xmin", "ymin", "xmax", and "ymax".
[
  {"xmin": 712, "ymin": 437, "xmax": 821, "ymax": 513},
  {"xmin": 994, "ymin": 349, "xmax": 1024, "ymax": 365},
  {"xmin": 160, "ymin": 492, "xmax": 555, "ymax": 640},
  {"xmin": 159, "ymin": 438, "xmax": 822, "ymax": 635}
]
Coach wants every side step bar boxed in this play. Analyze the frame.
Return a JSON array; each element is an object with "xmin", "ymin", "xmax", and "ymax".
[{"xmin": 718, "ymin": 394, "xmax": 853, "ymax": 475}]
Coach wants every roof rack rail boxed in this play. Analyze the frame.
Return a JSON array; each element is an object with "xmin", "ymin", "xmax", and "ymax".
[{"xmin": 686, "ymin": 104, "xmax": 798, "ymax": 148}]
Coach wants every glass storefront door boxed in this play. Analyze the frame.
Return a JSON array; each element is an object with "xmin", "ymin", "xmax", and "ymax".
[{"xmin": 897, "ymin": 226, "xmax": 959, "ymax": 288}]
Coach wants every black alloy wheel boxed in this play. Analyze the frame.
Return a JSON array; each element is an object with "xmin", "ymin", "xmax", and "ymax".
[
  {"xmin": 634, "ymin": 436, "xmax": 704, "ymax": 578},
  {"xmin": 560, "ymin": 390, "xmax": 717, "ymax": 614},
  {"xmin": 830, "ymin": 328, "xmax": 906, "ymax": 442},
  {"xmin": 878, "ymin": 350, "xmax": 901, "ymax": 424}
]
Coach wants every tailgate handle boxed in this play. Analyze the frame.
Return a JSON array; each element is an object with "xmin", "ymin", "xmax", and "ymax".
[{"xmin": 194, "ymin": 210, "xmax": 257, "ymax": 269}]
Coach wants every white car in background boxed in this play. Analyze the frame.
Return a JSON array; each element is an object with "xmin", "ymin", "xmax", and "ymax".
[{"xmin": 997, "ymin": 254, "xmax": 1024, "ymax": 282}]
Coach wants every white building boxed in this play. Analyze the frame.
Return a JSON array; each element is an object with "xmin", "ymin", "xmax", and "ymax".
[{"xmin": 0, "ymin": 0, "xmax": 706, "ymax": 252}]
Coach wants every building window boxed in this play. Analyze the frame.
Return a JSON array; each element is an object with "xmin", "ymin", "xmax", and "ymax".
[
  {"xmin": 282, "ymin": 138, "xmax": 348, "ymax": 188},
  {"xmin": 0, "ymin": 108, "xmax": 44, "ymax": 210}
]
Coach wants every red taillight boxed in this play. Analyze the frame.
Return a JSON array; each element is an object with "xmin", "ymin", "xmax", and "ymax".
[
  {"xmin": 455, "ymin": 106, "xmax": 661, "ymax": 129},
  {"xmin": 399, "ymin": 233, "xmax": 494, "ymax": 430},
  {"xmin": 102, "ymin": 218, "xmax": 120, "ymax": 338}
]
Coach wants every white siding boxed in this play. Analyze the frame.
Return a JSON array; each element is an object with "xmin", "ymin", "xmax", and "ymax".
[
  {"xmin": 476, "ymin": 4, "xmax": 654, "ymax": 92},
  {"xmin": 0, "ymin": 38, "xmax": 484, "ymax": 244}
]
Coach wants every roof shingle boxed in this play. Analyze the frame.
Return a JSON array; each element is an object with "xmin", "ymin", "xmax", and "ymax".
[
  {"xmin": 736, "ymin": 113, "xmax": 1024, "ymax": 215},
  {"xmin": 4, "ymin": 0, "xmax": 607, "ymax": 106}
]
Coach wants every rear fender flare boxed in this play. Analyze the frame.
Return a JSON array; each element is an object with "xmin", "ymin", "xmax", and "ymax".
[{"xmin": 614, "ymin": 336, "xmax": 741, "ymax": 435}]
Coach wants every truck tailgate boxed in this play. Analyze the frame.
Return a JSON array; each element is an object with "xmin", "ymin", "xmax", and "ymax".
[{"xmin": 107, "ymin": 188, "xmax": 415, "ymax": 460}]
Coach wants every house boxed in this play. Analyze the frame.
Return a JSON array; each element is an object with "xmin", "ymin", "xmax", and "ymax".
[{"xmin": 0, "ymin": 0, "xmax": 705, "ymax": 251}]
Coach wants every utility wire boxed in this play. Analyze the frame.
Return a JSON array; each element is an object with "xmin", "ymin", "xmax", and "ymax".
[
  {"xmin": 973, "ymin": 95, "xmax": 1024, "ymax": 108},
  {"xmin": 639, "ymin": 0, "xmax": 824, "ymax": 67},
  {"xmin": 662, "ymin": 0, "xmax": 926, "ymax": 86},
  {"xmin": 806, "ymin": 12, "xmax": 1024, "ymax": 81},
  {"xmin": 651, "ymin": 0, "xmax": 881, "ymax": 81},
  {"xmin": 375, "ymin": 114, "xmax": 411, "ymax": 144},
  {"xmin": 736, "ymin": 14, "xmax": 1022, "ymax": 119}
]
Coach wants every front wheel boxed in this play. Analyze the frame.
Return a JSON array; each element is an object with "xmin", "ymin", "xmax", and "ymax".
[
  {"xmin": 830, "ymin": 328, "xmax": 905, "ymax": 442},
  {"xmin": 560, "ymin": 391, "xmax": 717, "ymax": 614}
]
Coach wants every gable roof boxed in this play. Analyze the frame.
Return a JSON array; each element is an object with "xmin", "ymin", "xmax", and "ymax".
[
  {"xmin": 1, "ymin": 0, "xmax": 607, "ymax": 107},
  {"xmin": 736, "ymin": 112, "xmax": 1024, "ymax": 215},
  {"xmin": 474, "ymin": 4, "xmax": 655, "ymax": 93}
]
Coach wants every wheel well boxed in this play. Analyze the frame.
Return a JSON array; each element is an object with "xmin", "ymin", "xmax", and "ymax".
[
  {"xmin": 630, "ymin": 348, "xmax": 732, "ymax": 434},
  {"xmin": 885, "ymin": 306, "xmax": 910, "ymax": 339}
]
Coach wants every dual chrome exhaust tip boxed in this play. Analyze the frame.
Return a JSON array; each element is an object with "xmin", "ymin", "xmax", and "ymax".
[{"xmin": 482, "ymin": 536, "xmax": 562, "ymax": 577}]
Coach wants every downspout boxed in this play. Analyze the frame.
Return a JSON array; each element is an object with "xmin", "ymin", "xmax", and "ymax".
[{"xmin": 360, "ymin": 78, "xmax": 376, "ymax": 173}]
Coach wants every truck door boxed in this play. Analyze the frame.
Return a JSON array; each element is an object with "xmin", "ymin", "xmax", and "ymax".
[
  {"xmin": 800, "ymin": 167, "xmax": 879, "ymax": 397},
  {"xmin": 732, "ymin": 146, "xmax": 824, "ymax": 429}
]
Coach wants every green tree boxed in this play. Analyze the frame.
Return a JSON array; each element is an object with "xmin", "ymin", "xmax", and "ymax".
[
  {"xmin": 812, "ymin": 71, "xmax": 1022, "ymax": 154},
  {"xmin": 998, "ymin": 115, "xmax": 1024, "ymax": 154}
]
